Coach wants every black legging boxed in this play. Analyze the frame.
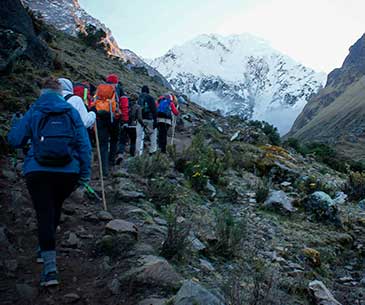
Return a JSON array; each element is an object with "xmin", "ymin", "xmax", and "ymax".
[
  {"xmin": 26, "ymin": 172, "xmax": 79, "ymax": 251},
  {"xmin": 157, "ymin": 123, "xmax": 170, "ymax": 153},
  {"xmin": 119, "ymin": 126, "xmax": 137, "ymax": 157}
]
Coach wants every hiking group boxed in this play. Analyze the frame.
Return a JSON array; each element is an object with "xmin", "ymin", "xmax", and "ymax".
[{"xmin": 7, "ymin": 75, "xmax": 180, "ymax": 287}]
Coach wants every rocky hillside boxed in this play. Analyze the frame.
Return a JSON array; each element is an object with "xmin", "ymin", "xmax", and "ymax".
[
  {"xmin": 150, "ymin": 34, "xmax": 326, "ymax": 135},
  {"xmin": 21, "ymin": 0, "xmax": 171, "ymax": 88},
  {"xmin": 286, "ymin": 34, "xmax": 365, "ymax": 161}
]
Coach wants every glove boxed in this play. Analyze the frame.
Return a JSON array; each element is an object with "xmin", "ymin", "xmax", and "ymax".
[
  {"xmin": 77, "ymin": 176, "xmax": 90, "ymax": 188},
  {"xmin": 153, "ymin": 121, "xmax": 158, "ymax": 129}
]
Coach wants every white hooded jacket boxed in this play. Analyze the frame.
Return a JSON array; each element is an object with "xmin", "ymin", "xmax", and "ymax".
[{"xmin": 58, "ymin": 78, "xmax": 96, "ymax": 128}]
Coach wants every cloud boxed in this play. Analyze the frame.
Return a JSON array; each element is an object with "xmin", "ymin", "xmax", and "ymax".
[{"xmin": 216, "ymin": 0, "xmax": 365, "ymax": 72}]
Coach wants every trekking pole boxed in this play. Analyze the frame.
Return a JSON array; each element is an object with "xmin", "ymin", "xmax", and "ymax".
[
  {"xmin": 171, "ymin": 115, "xmax": 177, "ymax": 145},
  {"xmin": 83, "ymin": 182, "xmax": 102, "ymax": 201},
  {"xmin": 94, "ymin": 121, "xmax": 108, "ymax": 211}
]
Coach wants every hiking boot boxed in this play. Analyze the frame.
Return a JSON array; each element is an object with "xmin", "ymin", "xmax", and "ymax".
[
  {"xmin": 115, "ymin": 154, "xmax": 123, "ymax": 165},
  {"xmin": 40, "ymin": 271, "xmax": 59, "ymax": 287},
  {"xmin": 36, "ymin": 248, "xmax": 43, "ymax": 263}
]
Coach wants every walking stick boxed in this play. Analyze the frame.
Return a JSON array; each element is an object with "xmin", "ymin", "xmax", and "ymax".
[
  {"xmin": 94, "ymin": 121, "xmax": 107, "ymax": 211},
  {"xmin": 171, "ymin": 115, "xmax": 177, "ymax": 145}
]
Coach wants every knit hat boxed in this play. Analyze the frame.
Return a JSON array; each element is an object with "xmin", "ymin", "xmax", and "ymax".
[{"xmin": 106, "ymin": 74, "xmax": 119, "ymax": 84}]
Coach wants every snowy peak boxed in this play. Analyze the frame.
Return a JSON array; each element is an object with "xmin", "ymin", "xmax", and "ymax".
[{"xmin": 151, "ymin": 34, "xmax": 326, "ymax": 134}]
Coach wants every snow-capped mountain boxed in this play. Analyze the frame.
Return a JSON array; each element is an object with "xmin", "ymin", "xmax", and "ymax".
[
  {"xmin": 150, "ymin": 34, "xmax": 326, "ymax": 134},
  {"xmin": 21, "ymin": 0, "xmax": 171, "ymax": 88}
]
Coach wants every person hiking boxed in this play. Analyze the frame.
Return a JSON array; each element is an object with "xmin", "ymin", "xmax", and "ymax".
[
  {"xmin": 73, "ymin": 81, "xmax": 93, "ymax": 108},
  {"xmin": 117, "ymin": 93, "xmax": 145, "ymax": 162},
  {"xmin": 91, "ymin": 74, "xmax": 124, "ymax": 177},
  {"xmin": 136, "ymin": 85, "xmax": 157, "ymax": 156},
  {"xmin": 156, "ymin": 94, "xmax": 179, "ymax": 153},
  {"xmin": 7, "ymin": 77, "xmax": 91, "ymax": 287},
  {"xmin": 58, "ymin": 78, "xmax": 96, "ymax": 128}
]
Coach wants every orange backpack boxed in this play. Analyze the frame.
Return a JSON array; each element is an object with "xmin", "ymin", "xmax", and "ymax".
[{"xmin": 94, "ymin": 84, "xmax": 120, "ymax": 121}]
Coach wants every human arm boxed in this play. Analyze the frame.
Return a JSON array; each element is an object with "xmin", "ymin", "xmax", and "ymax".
[
  {"xmin": 7, "ymin": 109, "xmax": 32, "ymax": 148},
  {"xmin": 170, "ymin": 102, "xmax": 179, "ymax": 116},
  {"xmin": 69, "ymin": 96, "xmax": 96, "ymax": 128}
]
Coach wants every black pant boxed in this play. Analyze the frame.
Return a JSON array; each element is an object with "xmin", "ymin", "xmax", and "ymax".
[
  {"xmin": 157, "ymin": 123, "xmax": 170, "ymax": 153},
  {"xmin": 96, "ymin": 119, "xmax": 120, "ymax": 176},
  {"xmin": 26, "ymin": 172, "xmax": 79, "ymax": 251},
  {"xmin": 119, "ymin": 126, "xmax": 137, "ymax": 157}
]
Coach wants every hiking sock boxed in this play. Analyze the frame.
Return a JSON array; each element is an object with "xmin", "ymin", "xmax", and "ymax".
[{"xmin": 41, "ymin": 250, "xmax": 57, "ymax": 275}]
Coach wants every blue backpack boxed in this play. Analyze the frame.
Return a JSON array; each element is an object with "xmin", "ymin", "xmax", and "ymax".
[
  {"xmin": 157, "ymin": 99, "xmax": 172, "ymax": 118},
  {"xmin": 33, "ymin": 110, "xmax": 76, "ymax": 166}
]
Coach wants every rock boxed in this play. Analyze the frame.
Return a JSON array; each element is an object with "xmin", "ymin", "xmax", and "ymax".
[
  {"xmin": 63, "ymin": 232, "xmax": 80, "ymax": 248},
  {"xmin": 4, "ymin": 259, "xmax": 18, "ymax": 272},
  {"xmin": 230, "ymin": 131, "xmax": 240, "ymax": 142},
  {"xmin": 360, "ymin": 276, "xmax": 365, "ymax": 286},
  {"xmin": 188, "ymin": 233, "xmax": 207, "ymax": 252},
  {"xmin": 154, "ymin": 217, "xmax": 167, "ymax": 226},
  {"xmin": 101, "ymin": 256, "xmax": 112, "ymax": 272},
  {"xmin": 333, "ymin": 192, "xmax": 347, "ymax": 205},
  {"xmin": 308, "ymin": 280, "xmax": 342, "ymax": 305},
  {"xmin": 117, "ymin": 190, "xmax": 145, "ymax": 200},
  {"xmin": 2, "ymin": 169, "xmax": 17, "ymax": 181},
  {"xmin": 302, "ymin": 248, "xmax": 321, "ymax": 267},
  {"xmin": 206, "ymin": 180, "xmax": 217, "ymax": 198},
  {"xmin": 16, "ymin": 284, "xmax": 37, "ymax": 300},
  {"xmin": 98, "ymin": 211, "xmax": 113, "ymax": 221},
  {"xmin": 175, "ymin": 280, "xmax": 226, "ymax": 305},
  {"xmin": 120, "ymin": 255, "xmax": 183, "ymax": 289},
  {"xmin": 305, "ymin": 191, "xmax": 340, "ymax": 225},
  {"xmin": 359, "ymin": 199, "xmax": 365, "ymax": 210},
  {"xmin": 199, "ymin": 258, "xmax": 215, "ymax": 271},
  {"xmin": 264, "ymin": 190, "xmax": 295, "ymax": 213},
  {"xmin": 105, "ymin": 219, "xmax": 138, "ymax": 238},
  {"xmin": 64, "ymin": 293, "xmax": 81, "ymax": 303},
  {"xmin": 338, "ymin": 276, "xmax": 353, "ymax": 283},
  {"xmin": 138, "ymin": 298, "xmax": 168, "ymax": 305},
  {"xmin": 108, "ymin": 278, "xmax": 120, "ymax": 295},
  {"xmin": 281, "ymin": 181, "xmax": 292, "ymax": 187}
]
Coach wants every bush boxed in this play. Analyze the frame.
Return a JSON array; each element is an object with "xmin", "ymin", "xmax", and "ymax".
[
  {"xmin": 344, "ymin": 171, "xmax": 365, "ymax": 200},
  {"xmin": 160, "ymin": 205, "xmax": 191, "ymax": 261},
  {"xmin": 256, "ymin": 180, "xmax": 270, "ymax": 203},
  {"xmin": 249, "ymin": 120, "xmax": 281, "ymax": 145},
  {"xmin": 212, "ymin": 208, "xmax": 247, "ymax": 259},
  {"xmin": 128, "ymin": 153, "xmax": 170, "ymax": 178},
  {"xmin": 148, "ymin": 177, "xmax": 177, "ymax": 209},
  {"xmin": 283, "ymin": 137, "xmax": 301, "ymax": 151}
]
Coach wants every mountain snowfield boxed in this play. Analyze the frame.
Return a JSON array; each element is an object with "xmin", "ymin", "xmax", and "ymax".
[{"xmin": 150, "ymin": 34, "xmax": 327, "ymax": 134}]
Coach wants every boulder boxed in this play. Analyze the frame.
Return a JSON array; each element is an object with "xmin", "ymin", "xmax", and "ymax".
[
  {"xmin": 63, "ymin": 293, "xmax": 81, "ymax": 303},
  {"xmin": 105, "ymin": 219, "xmax": 138, "ymax": 239},
  {"xmin": 98, "ymin": 210, "xmax": 113, "ymax": 221},
  {"xmin": 305, "ymin": 192, "xmax": 341, "ymax": 224},
  {"xmin": 117, "ymin": 190, "xmax": 145, "ymax": 201},
  {"xmin": 264, "ymin": 190, "xmax": 295, "ymax": 213},
  {"xmin": 333, "ymin": 192, "xmax": 347, "ymax": 205},
  {"xmin": 138, "ymin": 298, "xmax": 168, "ymax": 305},
  {"xmin": 308, "ymin": 280, "xmax": 342, "ymax": 305},
  {"xmin": 199, "ymin": 259, "xmax": 215, "ymax": 271},
  {"xmin": 174, "ymin": 280, "xmax": 226, "ymax": 305},
  {"xmin": 120, "ymin": 255, "xmax": 183, "ymax": 290}
]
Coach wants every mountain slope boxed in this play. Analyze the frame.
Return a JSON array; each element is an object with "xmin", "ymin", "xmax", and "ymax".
[
  {"xmin": 287, "ymin": 34, "xmax": 365, "ymax": 161},
  {"xmin": 21, "ymin": 0, "xmax": 171, "ymax": 88},
  {"xmin": 150, "ymin": 34, "xmax": 326, "ymax": 134}
]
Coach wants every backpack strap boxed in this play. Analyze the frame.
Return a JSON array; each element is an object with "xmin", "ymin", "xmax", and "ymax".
[{"xmin": 64, "ymin": 94, "xmax": 74, "ymax": 101}]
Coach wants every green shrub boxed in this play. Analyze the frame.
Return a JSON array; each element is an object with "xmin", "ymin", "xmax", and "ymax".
[
  {"xmin": 148, "ymin": 177, "xmax": 177, "ymax": 209},
  {"xmin": 128, "ymin": 153, "xmax": 170, "ymax": 178},
  {"xmin": 256, "ymin": 180, "xmax": 270, "ymax": 203},
  {"xmin": 212, "ymin": 208, "xmax": 247, "ymax": 259},
  {"xmin": 160, "ymin": 205, "xmax": 191, "ymax": 261},
  {"xmin": 249, "ymin": 120, "xmax": 281, "ymax": 145},
  {"xmin": 283, "ymin": 137, "xmax": 301, "ymax": 151}
]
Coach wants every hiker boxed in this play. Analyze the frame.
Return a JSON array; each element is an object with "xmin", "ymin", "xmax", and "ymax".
[
  {"xmin": 156, "ymin": 94, "xmax": 179, "ymax": 153},
  {"xmin": 7, "ymin": 77, "xmax": 91, "ymax": 287},
  {"xmin": 73, "ymin": 81, "xmax": 93, "ymax": 108},
  {"xmin": 58, "ymin": 78, "xmax": 96, "ymax": 128},
  {"xmin": 136, "ymin": 85, "xmax": 157, "ymax": 155},
  {"xmin": 117, "ymin": 93, "xmax": 145, "ymax": 161},
  {"xmin": 92, "ymin": 74, "xmax": 125, "ymax": 176}
]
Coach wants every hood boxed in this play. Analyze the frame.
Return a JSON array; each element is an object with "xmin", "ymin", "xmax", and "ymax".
[
  {"xmin": 34, "ymin": 92, "xmax": 73, "ymax": 113},
  {"xmin": 58, "ymin": 78, "xmax": 73, "ymax": 94}
]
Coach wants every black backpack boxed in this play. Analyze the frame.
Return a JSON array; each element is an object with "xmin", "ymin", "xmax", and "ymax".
[
  {"xmin": 138, "ymin": 93, "xmax": 150, "ymax": 115},
  {"xmin": 33, "ymin": 109, "xmax": 76, "ymax": 166}
]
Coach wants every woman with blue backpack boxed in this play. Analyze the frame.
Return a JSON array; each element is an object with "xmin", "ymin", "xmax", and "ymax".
[
  {"xmin": 156, "ymin": 94, "xmax": 179, "ymax": 153},
  {"xmin": 7, "ymin": 77, "xmax": 91, "ymax": 287}
]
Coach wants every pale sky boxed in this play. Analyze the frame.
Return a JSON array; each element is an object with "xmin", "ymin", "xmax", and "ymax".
[{"xmin": 79, "ymin": 0, "xmax": 365, "ymax": 73}]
